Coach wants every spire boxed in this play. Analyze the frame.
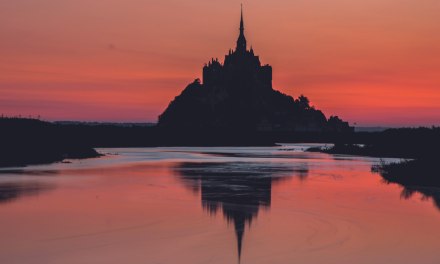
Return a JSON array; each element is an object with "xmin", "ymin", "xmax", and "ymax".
[
  {"xmin": 236, "ymin": 5, "xmax": 247, "ymax": 52},
  {"xmin": 240, "ymin": 4, "xmax": 244, "ymax": 34}
]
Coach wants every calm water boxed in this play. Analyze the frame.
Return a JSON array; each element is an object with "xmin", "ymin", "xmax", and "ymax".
[{"xmin": 1, "ymin": 144, "xmax": 440, "ymax": 264}]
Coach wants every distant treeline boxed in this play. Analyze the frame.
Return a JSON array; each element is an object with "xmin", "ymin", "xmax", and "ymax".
[
  {"xmin": 354, "ymin": 127, "xmax": 389, "ymax": 132},
  {"xmin": 53, "ymin": 121, "xmax": 157, "ymax": 127}
]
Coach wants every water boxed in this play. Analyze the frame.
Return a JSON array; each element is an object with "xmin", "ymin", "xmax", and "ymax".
[{"xmin": 1, "ymin": 144, "xmax": 440, "ymax": 264}]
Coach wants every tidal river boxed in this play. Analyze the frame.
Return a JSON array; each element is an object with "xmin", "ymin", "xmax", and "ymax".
[{"xmin": 1, "ymin": 144, "xmax": 440, "ymax": 264}]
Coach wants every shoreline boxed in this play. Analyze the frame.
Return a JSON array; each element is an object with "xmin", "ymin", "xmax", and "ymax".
[
  {"xmin": 372, "ymin": 158, "xmax": 440, "ymax": 188},
  {"xmin": 0, "ymin": 148, "xmax": 103, "ymax": 168},
  {"xmin": 306, "ymin": 145, "xmax": 439, "ymax": 189}
]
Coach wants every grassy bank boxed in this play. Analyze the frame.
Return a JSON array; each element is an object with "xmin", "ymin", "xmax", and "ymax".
[
  {"xmin": 372, "ymin": 158, "xmax": 440, "ymax": 188},
  {"xmin": 305, "ymin": 127, "xmax": 440, "ymax": 188}
]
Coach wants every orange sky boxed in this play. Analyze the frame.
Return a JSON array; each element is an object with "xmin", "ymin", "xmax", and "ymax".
[{"xmin": 1, "ymin": 0, "xmax": 440, "ymax": 126}]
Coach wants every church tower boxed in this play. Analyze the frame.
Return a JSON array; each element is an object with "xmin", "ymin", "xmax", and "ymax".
[
  {"xmin": 203, "ymin": 6, "xmax": 272, "ymax": 91},
  {"xmin": 236, "ymin": 5, "xmax": 247, "ymax": 53}
]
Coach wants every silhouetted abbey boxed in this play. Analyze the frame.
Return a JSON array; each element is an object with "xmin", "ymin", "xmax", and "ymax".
[
  {"xmin": 158, "ymin": 7, "xmax": 353, "ymax": 132},
  {"xmin": 203, "ymin": 8, "xmax": 273, "ymax": 95}
]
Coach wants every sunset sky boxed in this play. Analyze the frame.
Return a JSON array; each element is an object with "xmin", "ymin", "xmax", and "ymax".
[{"xmin": 1, "ymin": 0, "xmax": 440, "ymax": 126}]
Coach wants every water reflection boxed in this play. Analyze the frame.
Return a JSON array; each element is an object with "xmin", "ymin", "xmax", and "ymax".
[
  {"xmin": 399, "ymin": 186, "xmax": 440, "ymax": 210},
  {"xmin": 0, "ymin": 182, "xmax": 54, "ymax": 204},
  {"xmin": 176, "ymin": 161, "xmax": 308, "ymax": 261},
  {"xmin": 376, "ymin": 169, "xmax": 440, "ymax": 212},
  {"xmin": 0, "ymin": 169, "xmax": 59, "ymax": 204}
]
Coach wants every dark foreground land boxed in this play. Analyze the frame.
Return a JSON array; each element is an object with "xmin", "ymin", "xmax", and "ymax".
[
  {"xmin": 306, "ymin": 127, "xmax": 440, "ymax": 188},
  {"xmin": 1, "ymin": 118, "xmax": 102, "ymax": 167},
  {"xmin": 371, "ymin": 158, "xmax": 440, "ymax": 188}
]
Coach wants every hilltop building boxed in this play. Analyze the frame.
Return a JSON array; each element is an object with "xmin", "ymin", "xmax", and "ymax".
[
  {"xmin": 203, "ymin": 8, "xmax": 272, "ymax": 96},
  {"xmin": 157, "ymin": 7, "xmax": 353, "ymax": 133}
]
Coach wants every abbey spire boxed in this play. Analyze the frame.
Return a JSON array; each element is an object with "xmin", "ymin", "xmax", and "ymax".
[
  {"xmin": 236, "ymin": 5, "xmax": 247, "ymax": 52},
  {"xmin": 203, "ymin": 5, "xmax": 272, "ymax": 92},
  {"xmin": 240, "ymin": 5, "xmax": 244, "ymax": 33}
]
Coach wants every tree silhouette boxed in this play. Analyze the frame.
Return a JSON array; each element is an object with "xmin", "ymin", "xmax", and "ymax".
[{"xmin": 298, "ymin": 95, "xmax": 310, "ymax": 109}]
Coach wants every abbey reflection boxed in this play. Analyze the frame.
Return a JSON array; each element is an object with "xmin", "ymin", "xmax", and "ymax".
[
  {"xmin": 203, "ymin": 6, "xmax": 272, "ymax": 96},
  {"xmin": 176, "ymin": 161, "xmax": 309, "ymax": 262}
]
